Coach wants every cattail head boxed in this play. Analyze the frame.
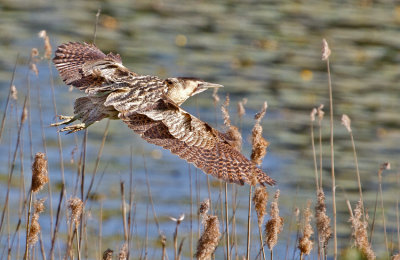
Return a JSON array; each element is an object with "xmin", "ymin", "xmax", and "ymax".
[
  {"xmin": 38, "ymin": 30, "xmax": 52, "ymax": 60},
  {"xmin": 341, "ymin": 114, "xmax": 352, "ymax": 133},
  {"xmin": 298, "ymin": 201, "xmax": 314, "ymax": 255},
  {"xmin": 102, "ymin": 249, "xmax": 113, "ymax": 260},
  {"xmin": 265, "ymin": 190, "xmax": 283, "ymax": 250},
  {"xmin": 253, "ymin": 186, "xmax": 269, "ymax": 227},
  {"xmin": 68, "ymin": 197, "xmax": 84, "ymax": 226},
  {"xmin": 322, "ymin": 39, "xmax": 331, "ymax": 61},
  {"xmin": 251, "ymin": 102, "xmax": 269, "ymax": 166},
  {"xmin": 195, "ymin": 215, "xmax": 221, "ymax": 260},
  {"xmin": 315, "ymin": 190, "xmax": 331, "ymax": 250},
  {"xmin": 349, "ymin": 200, "xmax": 375, "ymax": 260},
  {"xmin": 199, "ymin": 198, "xmax": 210, "ymax": 224},
  {"xmin": 31, "ymin": 152, "xmax": 49, "ymax": 193}
]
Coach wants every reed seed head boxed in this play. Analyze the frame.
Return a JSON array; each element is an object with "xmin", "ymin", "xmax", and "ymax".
[
  {"xmin": 315, "ymin": 190, "xmax": 332, "ymax": 250},
  {"xmin": 11, "ymin": 85, "xmax": 18, "ymax": 101},
  {"xmin": 28, "ymin": 199, "xmax": 46, "ymax": 247},
  {"xmin": 31, "ymin": 152, "xmax": 49, "ymax": 193},
  {"xmin": 317, "ymin": 104, "xmax": 324, "ymax": 122},
  {"xmin": 251, "ymin": 102, "xmax": 269, "ymax": 166},
  {"xmin": 253, "ymin": 186, "xmax": 269, "ymax": 227},
  {"xmin": 199, "ymin": 198, "xmax": 210, "ymax": 224},
  {"xmin": 341, "ymin": 114, "xmax": 352, "ymax": 133},
  {"xmin": 322, "ymin": 38, "xmax": 331, "ymax": 61},
  {"xmin": 102, "ymin": 249, "xmax": 113, "ymax": 260},
  {"xmin": 298, "ymin": 201, "xmax": 314, "ymax": 255},
  {"xmin": 350, "ymin": 200, "xmax": 375, "ymax": 260},
  {"xmin": 38, "ymin": 30, "xmax": 52, "ymax": 59},
  {"xmin": 221, "ymin": 95, "xmax": 231, "ymax": 127},
  {"xmin": 221, "ymin": 95, "xmax": 242, "ymax": 151},
  {"xmin": 265, "ymin": 190, "xmax": 283, "ymax": 250},
  {"xmin": 68, "ymin": 197, "xmax": 84, "ymax": 226},
  {"xmin": 310, "ymin": 108, "xmax": 317, "ymax": 122},
  {"xmin": 118, "ymin": 242, "xmax": 128, "ymax": 260},
  {"xmin": 195, "ymin": 215, "xmax": 221, "ymax": 260},
  {"xmin": 237, "ymin": 98, "xmax": 247, "ymax": 119},
  {"xmin": 212, "ymin": 88, "xmax": 220, "ymax": 105}
]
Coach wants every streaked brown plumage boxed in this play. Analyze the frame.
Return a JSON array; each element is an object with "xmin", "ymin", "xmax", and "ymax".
[{"xmin": 52, "ymin": 42, "xmax": 275, "ymax": 186}]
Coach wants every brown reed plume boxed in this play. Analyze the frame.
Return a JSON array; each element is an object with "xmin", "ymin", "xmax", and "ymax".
[
  {"xmin": 68, "ymin": 197, "xmax": 84, "ymax": 226},
  {"xmin": 348, "ymin": 200, "xmax": 375, "ymax": 260},
  {"xmin": 251, "ymin": 101, "xmax": 269, "ymax": 166},
  {"xmin": 265, "ymin": 190, "xmax": 283, "ymax": 259},
  {"xmin": 38, "ymin": 30, "xmax": 52, "ymax": 60},
  {"xmin": 118, "ymin": 242, "xmax": 128, "ymax": 260},
  {"xmin": 196, "ymin": 214, "xmax": 221, "ymax": 260},
  {"xmin": 253, "ymin": 186, "xmax": 269, "ymax": 260},
  {"xmin": 31, "ymin": 153, "xmax": 49, "ymax": 193},
  {"xmin": 298, "ymin": 201, "xmax": 314, "ymax": 259},
  {"xmin": 315, "ymin": 189, "xmax": 331, "ymax": 257},
  {"xmin": 221, "ymin": 95, "xmax": 242, "ymax": 151},
  {"xmin": 27, "ymin": 199, "xmax": 46, "ymax": 247}
]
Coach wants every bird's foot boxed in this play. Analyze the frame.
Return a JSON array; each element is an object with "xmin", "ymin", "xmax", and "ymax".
[
  {"xmin": 51, "ymin": 115, "xmax": 76, "ymax": 127},
  {"xmin": 58, "ymin": 123, "xmax": 86, "ymax": 134}
]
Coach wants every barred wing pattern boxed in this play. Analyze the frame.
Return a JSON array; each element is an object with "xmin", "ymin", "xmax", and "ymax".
[
  {"xmin": 52, "ymin": 42, "xmax": 276, "ymax": 186},
  {"xmin": 120, "ymin": 112, "xmax": 276, "ymax": 186},
  {"xmin": 53, "ymin": 42, "xmax": 138, "ymax": 94}
]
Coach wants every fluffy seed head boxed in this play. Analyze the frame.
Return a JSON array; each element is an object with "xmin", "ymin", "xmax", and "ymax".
[
  {"xmin": 68, "ymin": 197, "xmax": 84, "ymax": 226},
  {"xmin": 253, "ymin": 186, "xmax": 269, "ymax": 227},
  {"xmin": 265, "ymin": 190, "xmax": 283, "ymax": 250},
  {"xmin": 322, "ymin": 39, "xmax": 331, "ymax": 61},
  {"xmin": 195, "ymin": 215, "xmax": 221, "ymax": 260},
  {"xmin": 11, "ymin": 85, "xmax": 18, "ymax": 101},
  {"xmin": 118, "ymin": 242, "xmax": 128, "ymax": 260},
  {"xmin": 31, "ymin": 152, "xmax": 49, "ymax": 193},
  {"xmin": 315, "ymin": 190, "xmax": 332, "ymax": 250},
  {"xmin": 102, "ymin": 249, "xmax": 113, "ymax": 260},
  {"xmin": 341, "ymin": 114, "xmax": 352, "ymax": 133},
  {"xmin": 298, "ymin": 201, "xmax": 314, "ymax": 255},
  {"xmin": 251, "ymin": 102, "xmax": 269, "ymax": 166}
]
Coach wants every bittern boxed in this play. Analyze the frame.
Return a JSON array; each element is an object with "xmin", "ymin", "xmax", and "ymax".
[{"xmin": 52, "ymin": 42, "xmax": 275, "ymax": 186}]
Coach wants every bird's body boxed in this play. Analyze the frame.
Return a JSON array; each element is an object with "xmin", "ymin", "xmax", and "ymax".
[{"xmin": 52, "ymin": 42, "xmax": 275, "ymax": 186}]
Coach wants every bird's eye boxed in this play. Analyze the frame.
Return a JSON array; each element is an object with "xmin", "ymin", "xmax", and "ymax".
[{"xmin": 165, "ymin": 79, "xmax": 173, "ymax": 85}]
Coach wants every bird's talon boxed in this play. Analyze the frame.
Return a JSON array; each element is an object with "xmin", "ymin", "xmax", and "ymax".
[{"xmin": 58, "ymin": 123, "xmax": 86, "ymax": 134}]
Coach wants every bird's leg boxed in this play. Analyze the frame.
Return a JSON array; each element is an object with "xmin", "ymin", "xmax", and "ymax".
[{"xmin": 51, "ymin": 114, "xmax": 88, "ymax": 134}]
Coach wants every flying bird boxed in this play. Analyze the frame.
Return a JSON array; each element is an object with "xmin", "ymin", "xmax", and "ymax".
[{"xmin": 52, "ymin": 42, "xmax": 275, "ymax": 186}]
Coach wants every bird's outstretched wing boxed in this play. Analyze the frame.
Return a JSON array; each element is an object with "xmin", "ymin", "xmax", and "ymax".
[
  {"xmin": 53, "ymin": 42, "xmax": 138, "ymax": 94},
  {"xmin": 118, "ymin": 100, "xmax": 275, "ymax": 186}
]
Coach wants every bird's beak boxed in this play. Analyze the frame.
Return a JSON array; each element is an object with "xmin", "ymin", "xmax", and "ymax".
[{"xmin": 193, "ymin": 82, "xmax": 224, "ymax": 95}]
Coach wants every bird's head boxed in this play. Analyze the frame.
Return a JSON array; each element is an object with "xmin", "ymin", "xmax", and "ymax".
[{"xmin": 164, "ymin": 77, "xmax": 223, "ymax": 105}]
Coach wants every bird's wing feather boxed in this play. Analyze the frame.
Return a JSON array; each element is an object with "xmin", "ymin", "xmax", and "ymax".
[
  {"xmin": 53, "ymin": 42, "xmax": 137, "ymax": 93},
  {"xmin": 120, "ymin": 112, "xmax": 275, "ymax": 186}
]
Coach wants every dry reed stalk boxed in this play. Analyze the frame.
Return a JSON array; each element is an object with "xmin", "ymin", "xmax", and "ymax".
[
  {"xmin": 298, "ymin": 201, "xmax": 314, "ymax": 258},
  {"xmin": 170, "ymin": 214, "xmax": 185, "ymax": 260},
  {"xmin": 120, "ymin": 182, "xmax": 128, "ymax": 242},
  {"xmin": 322, "ymin": 38, "xmax": 337, "ymax": 259},
  {"xmin": 347, "ymin": 200, "xmax": 375, "ymax": 260},
  {"xmin": 265, "ymin": 190, "xmax": 283, "ymax": 259},
  {"xmin": 317, "ymin": 104, "xmax": 324, "ymax": 188},
  {"xmin": 253, "ymin": 187, "xmax": 268, "ymax": 260},
  {"xmin": 102, "ymin": 249, "xmax": 113, "ymax": 260},
  {"xmin": 378, "ymin": 162, "xmax": 390, "ymax": 255},
  {"xmin": 160, "ymin": 234, "xmax": 167, "ymax": 260},
  {"xmin": 342, "ymin": 114, "xmax": 365, "ymax": 220},
  {"xmin": 310, "ymin": 108, "xmax": 319, "ymax": 191},
  {"xmin": 195, "ymin": 214, "xmax": 221, "ymax": 260},
  {"xmin": 315, "ymin": 189, "xmax": 331, "ymax": 258},
  {"xmin": 49, "ymin": 184, "xmax": 64, "ymax": 260}
]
